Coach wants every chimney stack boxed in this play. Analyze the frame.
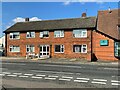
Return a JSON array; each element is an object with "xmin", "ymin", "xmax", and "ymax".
[
  {"xmin": 81, "ymin": 12, "xmax": 87, "ymax": 18},
  {"xmin": 108, "ymin": 7, "xmax": 112, "ymax": 13},
  {"xmin": 25, "ymin": 18, "xmax": 29, "ymax": 22}
]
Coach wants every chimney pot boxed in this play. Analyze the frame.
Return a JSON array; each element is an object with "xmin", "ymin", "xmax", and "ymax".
[
  {"xmin": 25, "ymin": 18, "xmax": 29, "ymax": 22},
  {"xmin": 82, "ymin": 13, "xmax": 87, "ymax": 18}
]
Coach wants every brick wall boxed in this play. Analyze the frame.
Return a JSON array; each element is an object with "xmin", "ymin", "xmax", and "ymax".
[
  {"xmin": 92, "ymin": 31, "xmax": 119, "ymax": 61},
  {"xmin": 6, "ymin": 29, "xmax": 92, "ymax": 60}
]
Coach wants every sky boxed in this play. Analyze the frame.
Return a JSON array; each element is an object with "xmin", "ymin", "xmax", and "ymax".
[{"xmin": 1, "ymin": 1, "xmax": 119, "ymax": 37}]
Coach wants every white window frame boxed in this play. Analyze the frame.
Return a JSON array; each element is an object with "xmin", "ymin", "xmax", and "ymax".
[
  {"xmin": 81, "ymin": 44, "xmax": 87, "ymax": 53},
  {"xmin": 54, "ymin": 45, "xmax": 64, "ymax": 53},
  {"xmin": 40, "ymin": 31, "xmax": 49, "ymax": 38},
  {"xmin": 26, "ymin": 45, "xmax": 35, "ymax": 53},
  {"xmin": 54, "ymin": 30, "xmax": 64, "ymax": 38},
  {"xmin": 73, "ymin": 44, "xmax": 87, "ymax": 53},
  {"xmin": 26, "ymin": 32, "xmax": 35, "ymax": 38},
  {"xmin": 9, "ymin": 46, "xmax": 20, "ymax": 52},
  {"xmin": 9, "ymin": 32, "xmax": 20, "ymax": 39},
  {"xmin": 73, "ymin": 29, "xmax": 87, "ymax": 38}
]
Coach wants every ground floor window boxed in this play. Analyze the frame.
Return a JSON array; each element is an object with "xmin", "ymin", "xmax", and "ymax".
[
  {"xmin": 9, "ymin": 46, "xmax": 20, "ymax": 52},
  {"xmin": 115, "ymin": 42, "xmax": 120, "ymax": 57},
  {"xmin": 55, "ymin": 45, "xmax": 64, "ymax": 53},
  {"xmin": 26, "ymin": 45, "xmax": 35, "ymax": 53},
  {"xmin": 73, "ymin": 45, "xmax": 87, "ymax": 53}
]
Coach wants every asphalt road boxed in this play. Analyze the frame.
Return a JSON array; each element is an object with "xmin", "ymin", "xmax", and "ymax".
[{"xmin": 1, "ymin": 59, "xmax": 120, "ymax": 89}]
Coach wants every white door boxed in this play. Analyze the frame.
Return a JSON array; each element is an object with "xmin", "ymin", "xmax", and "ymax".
[{"xmin": 40, "ymin": 45, "xmax": 50, "ymax": 58}]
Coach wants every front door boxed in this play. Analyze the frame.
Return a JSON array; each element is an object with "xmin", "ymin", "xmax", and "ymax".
[{"xmin": 40, "ymin": 45, "xmax": 50, "ymax": 58}]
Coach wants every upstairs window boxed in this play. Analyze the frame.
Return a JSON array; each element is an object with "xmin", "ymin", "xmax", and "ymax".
[
  {"xmin": 26, "ymin": 45, "xmax": 35, "ymax": 53},
  {"xmin": 54, "ymin": 30, "xmax": 64, "ymax": 38},
  {"xmin": 10, "ymin": 32, "xmax": 20, "ymax": 39},
  {"xmin": 26, "ymin": 32, "xmax": 35, "ymax": 38},
  {"xmin": 55, "ymin": 45, "xmax": 64, "ymax": 53},
  {"xmin": 73, "ymin": 29, "xmax": 87, "ymax": 38},
  {"xmin": 40, "ymin": 31, "xmax": 49, "ymax": 38},
  {"xmin": 115, "ymin": 42, "xmax": 120, "ymax": 57},
  {"xmin": 9, "ymin": 46, "xmax": 20, "ymax": 52},
  {"xmin": 73, "ymin": 45, "xmax": 87, "ymax": 53}
]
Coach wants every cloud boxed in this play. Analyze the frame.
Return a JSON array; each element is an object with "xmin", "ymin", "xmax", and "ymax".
[
  {"xmin": 30, "ymin": 17, "xmax": 42, "ymax": 21},
  {"xmin": 6, "ymin": 17, "xmax": 42, "ymax": 29},
  {"xmin": 63, "ymin": 0, "xmax": 71, "ymax": 5},
  {"xmin": 13, "ymin": 17, "xmax": 42, "ymax": 23},
  {"xmin": 63, "ymin": 0, "xmax": 106, "ymax": 5},
  {"xmin": 13, "ymin": 17, "xmax": 25, "ymax": 23}
]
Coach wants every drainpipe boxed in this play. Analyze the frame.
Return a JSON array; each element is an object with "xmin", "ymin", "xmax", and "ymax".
[
  {"xmin": 91, "ymin": 30, "xmax": 93, "ymax": 62},
  {"xmin": 5, "ymin": 33, "xmax": 7, "ymax": 56}
]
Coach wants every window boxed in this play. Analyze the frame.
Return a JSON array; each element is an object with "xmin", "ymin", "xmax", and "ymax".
[
  {"xmin": 26, "ymin": 45, "xmax": 35, "ymax": 52},
  {"xmin": 26, "ymin": 32, "xmax": 35, "ymax": 38},
  {"xmin": 73, "ymin": 45, "xmax": 87, "ymax": 53},
  {"xmin": 55, "ymin": 45, "xmax": 64, "ymax": 53},
  {"xmin": 73, "ymin": 29, "xmax": 87, "ymax": 38},
  {"xmin": 9, "ymin": 46, "xmax": 20, "ymax": 52},
  {"xmin": 54, "ymin": 30, "xmax": 64, "ymax": 37},
  {"xmin": 40, "ymin": 31, "xmax": 49, "ymax": 38},
  {"xmin": 115, "ymin": 42, "xmax": 120, "ymax": 57},
  {"xmin": 10, "ymin": 32, "xmax": 20, "ymax": 39}
]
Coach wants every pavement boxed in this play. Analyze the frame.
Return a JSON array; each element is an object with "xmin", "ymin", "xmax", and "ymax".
[{"xmin": 0, "ymin": 56, "xmax": 119, "ymax": 67}]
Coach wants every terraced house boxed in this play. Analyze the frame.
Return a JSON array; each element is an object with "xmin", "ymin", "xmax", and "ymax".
[{"xmin": 4, "ymin": 9, "xmax": 120, "ymax": 61}]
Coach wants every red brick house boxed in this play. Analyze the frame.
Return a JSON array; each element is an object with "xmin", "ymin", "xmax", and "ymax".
[{"xmin": 4, "ymin": 9, "xmax": 120, "ymax": 61}]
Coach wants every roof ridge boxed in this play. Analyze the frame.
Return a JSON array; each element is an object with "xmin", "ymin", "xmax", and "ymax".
[
  {"xmin": 17, "ymin": 16, "xmax": 96, "ymax": 24},
  {"xmin": 98, "ymin": 8, "xmax": 119, "ymax": 12}
]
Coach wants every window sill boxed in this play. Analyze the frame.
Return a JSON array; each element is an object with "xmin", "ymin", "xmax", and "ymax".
[
  {"xmin": 26, "ymin": 37, "xmax": 35, "ymax": 38},
  {"xmin": 54, "ymin": 52, "xmax": 64, "ymax": 54},
  {"xmin": 9, "ymin": 38, "xmax": 20, "ymax": 40}
]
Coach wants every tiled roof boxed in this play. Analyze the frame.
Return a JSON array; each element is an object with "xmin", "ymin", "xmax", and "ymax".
[
  {"xmin": 4, "ymin": 17, "xmax": 96, "ymax": 33},
  {"xmin": 97, "ymin": 9, "xmax": 120, "ymax": 40}
]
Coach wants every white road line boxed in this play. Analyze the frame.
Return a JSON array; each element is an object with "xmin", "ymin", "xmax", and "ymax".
[
  {"xmin": 24, "ymin": 74, "xmax": 33, "ymax": 76},
  {"xmin": 112, "ymin": 83, "xmax": 120, "ymax": 86},
  {"xmin": 91, "ymin": 81, "xmax": 106, "ymax": 85},
  {"xmin": 7, "ymin": 75, "xmax": 17, "ymax": 77},
  {"xmin": 93, "ymin": 79, "xmax": 107, "ymax": 82},
  {"xmin": 36, "ymin": 74, "xmax": 46, "ymax": 77},
  {"xmin": 74, "ymin": 80, "xmax": 88, "ymax": 83},
  {"xmin": 111, "ymin": 80, "xmax": 120, "ymax": 83},
  {"xmin": 44, "ymin": 77, "xmax": 56, "ymax": 80},
  {"xmin": 2, "ymin": 63, "xmax": 26, "ymax": 65},
  {"xmin": 62, "ymin": 76, "xmax": 73, "ymax": 79},
  {"xmin": 2, "ymin": 72, "xmax": 11, "ymax": 74},
  {"xmin": 31, "ymin": 76, "xmax": 42, "ymax": 79},
  {"xmin": 13, "ymin": 73, "xmax": 22, "ymax": 75},
  {"xmin": 76, "ymin": 78, "xmax": 90, "ymax": 81},
  {"xmin": 48, "ymin": 75, "xmax": 59, "ymax": 78},
  {"xmin": 19, "ymin": 76, "xmax": 29, "ymax": 78},
  {"xmin": 59, "ymin": 78, "xmax": 71, "ymax": 81},
  {"xmin": 31, "ymin": 70, "xmax": 74, "ymax": 75},
  {"xmin": 0, "ymin": 74, "xmax": 5, "ymax": 76},
  {"xmin": 104, "ymin": 68, "xmax": 119, "ymax": 70},
  {"xmin": 39, "ymin": 64, "xmax": 82, "ymax": 68}
]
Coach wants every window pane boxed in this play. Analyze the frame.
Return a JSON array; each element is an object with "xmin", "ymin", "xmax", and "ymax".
[
  {"xmin": 55, "ymin": 45, "xmax": 60, "ymax": 52},
  {"xmin": 47, "ymin": 46, "xmax": 49, "ymax": 52},
  {"xmin": 54, "ymin": 31, "xmax": 60, "ymax": 37},
  {"xmin": 73, "ymin": 45, "xmax": 81, "ymax": 52},
  {"xmin": 40, "ymin": 46, "xmax": 42, "ymax": 51},
  {"xmin": 61, "ymin": 31, "xmax": 64, "ymax": 37},
  {"xmin": 43, "ymin": 46, "xmax": 46, "ymax": 52}
]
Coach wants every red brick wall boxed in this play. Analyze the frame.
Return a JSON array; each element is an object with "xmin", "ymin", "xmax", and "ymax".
[
  {"xmin": 92, "ymin": 31, "xmax": 119, "ymax": 61},
  {"xmin": 6, "ymin": 29, "xmax": 92, "ymax": 60}
]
